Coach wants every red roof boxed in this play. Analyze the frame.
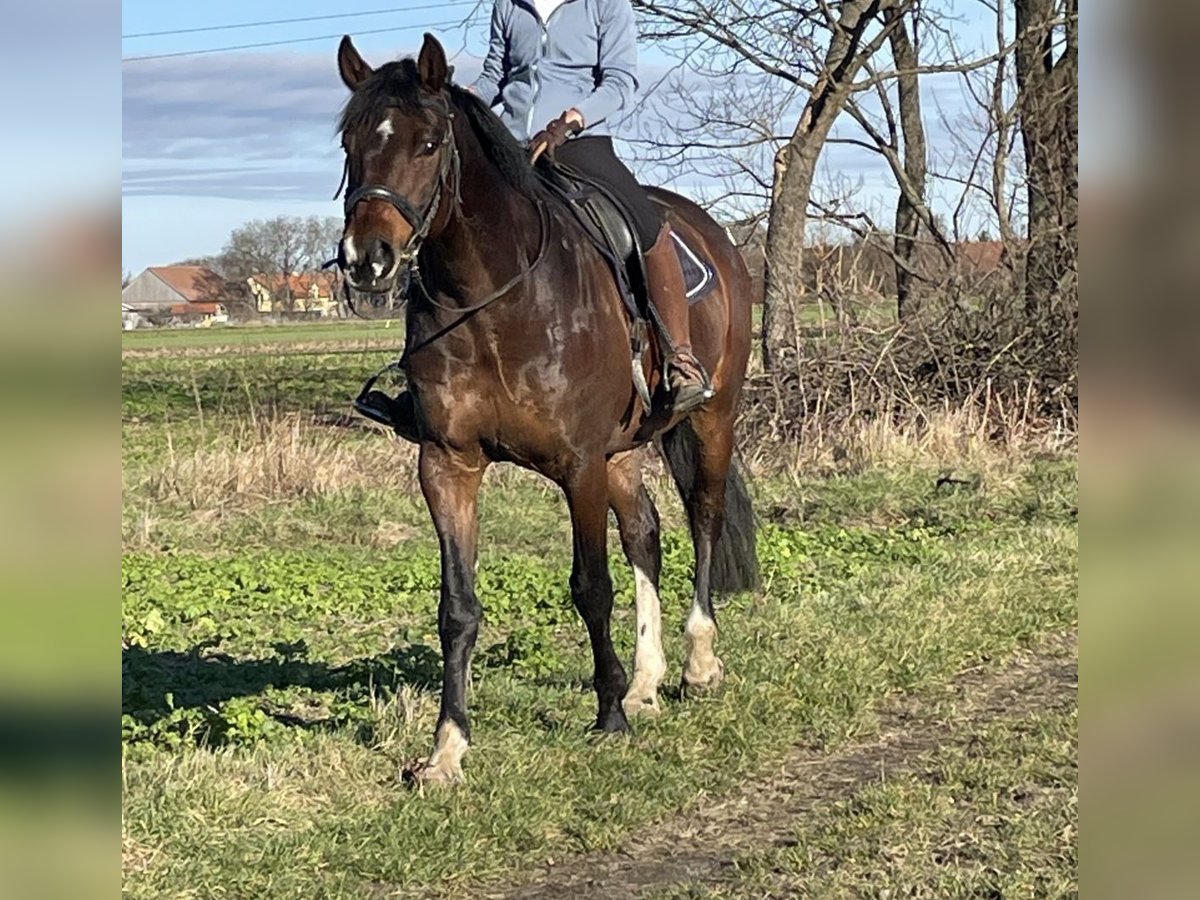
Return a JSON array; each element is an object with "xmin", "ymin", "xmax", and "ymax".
[
  {"xmin": 169, "ymin": 302, "xmax": 222, "ymax": 316},
  {"xmin": 250, "ymin": 272, "xmax": 336, "ymax": 296},
  {"xmin": 149, "ymin": 266, "xmax": 224, "ymax": 303},
  {"xmin": 955, "ymin": 241, "xmax": 1004, "ymax": 273}
]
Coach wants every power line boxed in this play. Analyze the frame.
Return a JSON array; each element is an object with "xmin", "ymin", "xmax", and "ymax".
[
  {"xmin": 121, "ymin": 19, "xmax": 481, "ymax": 63},
  {"xmin": 122, "ymin": 3, "xmax": 477, "ymax": 40}
]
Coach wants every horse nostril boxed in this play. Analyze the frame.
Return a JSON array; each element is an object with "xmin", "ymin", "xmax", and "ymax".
[{"xmin": 363, "ymin": 238, "xmax": 396, "ymax": 280}]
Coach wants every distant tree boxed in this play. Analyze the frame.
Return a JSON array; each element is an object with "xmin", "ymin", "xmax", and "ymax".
[
  {"xmin": 169, "ymin": 254, "xmax": 225, "ymax": 272},
  {"xmin": 122, "ymin": 269, "xmax": 132, "ymax": 288},
  {"xmin": 218, "ymin": 216, "xmax": 342, "ymax": 312}
]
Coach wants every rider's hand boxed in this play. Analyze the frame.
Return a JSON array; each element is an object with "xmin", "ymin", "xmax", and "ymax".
[{"xmin": 529, "ymin": 109, "xmax": 585, "ymax": 164}]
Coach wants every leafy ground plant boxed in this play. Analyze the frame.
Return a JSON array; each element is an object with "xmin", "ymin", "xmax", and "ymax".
[{"xmin": 122, "ymin": 329, "xmax": 1077, "ymax": 897}]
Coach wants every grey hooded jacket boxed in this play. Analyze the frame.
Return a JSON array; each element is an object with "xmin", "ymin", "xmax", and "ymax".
[{"xmin": 470, "ymin": 0, "xmax": 640, "ymax": 143}]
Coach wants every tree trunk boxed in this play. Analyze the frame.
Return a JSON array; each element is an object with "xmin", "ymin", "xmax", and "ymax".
[
  {"xmin": 762, "ymin": 139, "xmax": 825, "ymax": 370},
  {"xmin": 886, "ymin": 7, "xmax": 926, "ymax": 322},
  {"xmin": 1015, "ymin": 0, "xmax": 1077, "ymax": 320},
  {"xmin": 761, "ymin": 0, "xmax": 890, "ymax": 370}
]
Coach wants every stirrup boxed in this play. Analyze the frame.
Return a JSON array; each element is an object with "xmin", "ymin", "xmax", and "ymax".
[
  {"xmin": 354, "ymin": 390, "xmax": 404, "ymax": 428},
  {"xmin": 354, "ymin": 388, "xmax": 420, "ymax": 442},
  {"xmin": 354, "ymin": 361, "xmax": 421, "ymax": 442}
]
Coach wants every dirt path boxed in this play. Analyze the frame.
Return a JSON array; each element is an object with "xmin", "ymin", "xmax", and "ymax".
[{"xmin": 470, "ymin": 632, "xmax": 1077, "ymax": 900}]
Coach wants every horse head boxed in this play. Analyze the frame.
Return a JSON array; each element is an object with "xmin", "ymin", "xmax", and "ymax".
[{"xmin": 335, "ymin": 34, "xmax": 456, "ymax": 295}]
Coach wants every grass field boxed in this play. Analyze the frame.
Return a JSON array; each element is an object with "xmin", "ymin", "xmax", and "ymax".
[
  {"xmin": 121, "ymin": 323, "xmax": 1077, "ymax": 897},
  {"xmin": 122, "ymin": 318, "xmax": 404, "ymax": 353}
]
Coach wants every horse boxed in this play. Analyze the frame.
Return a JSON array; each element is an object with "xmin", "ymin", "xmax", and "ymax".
[{"xmin": 335, "ymin": 33, "xmax": 758, "ymax": 785}]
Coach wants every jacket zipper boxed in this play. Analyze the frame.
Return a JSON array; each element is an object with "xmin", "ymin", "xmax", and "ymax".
[{"xmin": 526, "ymin": 0, "xmax": 578, "ymax": 139}]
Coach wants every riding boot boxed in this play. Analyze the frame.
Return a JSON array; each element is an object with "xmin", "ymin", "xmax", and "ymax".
[{"xmin": 644, "ymin": 223, "xmax": 714, "ymax": 414}]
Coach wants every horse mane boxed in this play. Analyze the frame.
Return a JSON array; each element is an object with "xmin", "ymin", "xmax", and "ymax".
[
  {"xmin": 449, "ymin": 85, "xmax": 549, "ymax": 200},
  {"xmin": 338, "ymin": 58, "xmax": 548, "ymax": 202}
]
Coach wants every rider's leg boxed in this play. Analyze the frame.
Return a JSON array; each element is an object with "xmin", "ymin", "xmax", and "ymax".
[{"xmin": 555, "ymin": 137, "xmax": 713, "ymax": 413}]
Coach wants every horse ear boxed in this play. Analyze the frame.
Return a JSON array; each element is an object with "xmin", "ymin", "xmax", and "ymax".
[
  {"xmin": 417, "ymin": 33, "xmax": 448, "ymax": 92},
  {"xmin": 338, "ymin": 36, "xmax": 373, "ymax": 91}
]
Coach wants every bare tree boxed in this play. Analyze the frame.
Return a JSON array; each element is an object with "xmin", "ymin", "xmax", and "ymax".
[
  {"xmin": 634, "ymin": 0, "xmax": 1076, "ymax": 368},
  {"xmin": 883, "ymin": 5, "xmax": 927, "ymax": 319},
  {"xmin": 634, "ymin": 1, "xmax": 962, "ymax": 365},
  {"xmin": 1015, "ymin": 0, "xmax": 1077, "ymax": 319},
  {"xmin": 219, "ymin": 216, "xmax": 341, "ymax": 312}
]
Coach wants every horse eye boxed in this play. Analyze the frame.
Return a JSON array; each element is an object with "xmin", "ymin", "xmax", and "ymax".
[{"xmin": 421, "ymin": 140, "xmax": 438, "ymax": 156}]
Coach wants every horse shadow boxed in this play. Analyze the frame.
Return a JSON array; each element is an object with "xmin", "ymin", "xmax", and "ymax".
[{"xmin": 122, "ymin": 639, "xmax": 442, "ymax": 743}]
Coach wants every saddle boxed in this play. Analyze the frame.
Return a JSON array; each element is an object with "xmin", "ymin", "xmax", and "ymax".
[{"xmin": 537, "ymin": 162, "xmax": 717, "ymax": 319}]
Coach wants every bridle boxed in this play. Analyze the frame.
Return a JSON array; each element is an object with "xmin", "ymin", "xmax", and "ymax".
[
  {"xmin": 337, "ymin": 92, "xmax": 461, "ymax": 269},
  {"xmin": 335, "ymin": 88, "xmax": 549, "ymax": 322}
]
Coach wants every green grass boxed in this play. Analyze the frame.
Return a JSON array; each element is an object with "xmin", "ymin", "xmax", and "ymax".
[
  {"xmin": 121, "ymin": 338, "xmax": 1077, "ymax": 897},
  {"xmin": 122, "ymin": 347, "xmax": 397, "ymax": 417},
  {"xmin": 659, "ymin": 707, "xmax": 1077, "ymax": 898},
  {"xmin": 122, "ymin": 318, "xmax": 404, "ymax": 351}
]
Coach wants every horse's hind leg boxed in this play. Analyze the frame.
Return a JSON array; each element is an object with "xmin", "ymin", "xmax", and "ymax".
[
  {"xmin": 608, "ymin": 450, "xmax": 666, "ymax": 716},
  {"xmin": 678, "ymin": 414, "xmax": 734, "ymax": 696},
  {"xmin": 414, "ymin": 444, "xmax": 487, "ymax": 786},
  {"xmin": 565, "ymin": 457, "xmax": 631, "ymax": 733}
]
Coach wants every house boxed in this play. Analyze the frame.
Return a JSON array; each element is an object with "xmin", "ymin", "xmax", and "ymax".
[
  {"xmin": 122, "ymin": 266, "xmax": 229, "ymax": 323},
  {"xmin": 954, "ymin": 240, "xmax": 1005, "ymax": 275},
  {"xmin": 246, "ymin": 272, "xmax": 338, "ymax": 316}
]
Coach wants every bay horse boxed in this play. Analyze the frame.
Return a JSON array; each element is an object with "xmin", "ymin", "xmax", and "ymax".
[{"xmin": 335, "ymin": 34, "xmax": 758, "ymax": 785}]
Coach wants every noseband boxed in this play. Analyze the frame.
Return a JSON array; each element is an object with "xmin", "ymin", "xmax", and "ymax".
[{"xmin": 338, "ymin": 92, "xmax": 461, "ymax": 266}]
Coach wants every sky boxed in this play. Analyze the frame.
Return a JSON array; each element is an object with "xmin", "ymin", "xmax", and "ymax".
[{"xmin": 121, "ymin": 1, "xmax": 1001, "ymax": 275}]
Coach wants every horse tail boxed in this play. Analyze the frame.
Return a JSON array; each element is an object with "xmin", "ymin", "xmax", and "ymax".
[{"xmin": 660, "ymin": 419, "xmax": 760, "ymax": 595}]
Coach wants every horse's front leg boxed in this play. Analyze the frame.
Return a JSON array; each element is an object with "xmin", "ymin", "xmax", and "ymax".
[
  {"xmin": 415, "ymin": 443, "xmax": 487, "ymax": 786},
  {"xmin": 564, "ymin": 457, "xmax": 631, "ymax": 733}
]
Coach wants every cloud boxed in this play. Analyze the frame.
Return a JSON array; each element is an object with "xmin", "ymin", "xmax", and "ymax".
[{"xmin": 122, "ymin": 51, "xmax": 486, "ymax": 200}]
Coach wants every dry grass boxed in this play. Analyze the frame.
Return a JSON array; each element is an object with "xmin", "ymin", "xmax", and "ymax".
[
  {"xmin": 121, "ymin": 833, "xmax": 160, "ymax": 877},
  {"xmin": 136, "ymin": 396, "xmax": 1073, "ymax": 527},
  {"xmin": 146, "ymin": 415, "xmax": 419, "ymax": 509},
  {"xmin": 739, "ymin": 388, "xmax": 1075, "ymax": 479}
]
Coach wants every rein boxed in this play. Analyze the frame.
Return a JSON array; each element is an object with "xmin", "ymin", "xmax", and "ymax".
[{"xmin": 397, "ymin": 197, "xmax": 549, "ymax": 365}]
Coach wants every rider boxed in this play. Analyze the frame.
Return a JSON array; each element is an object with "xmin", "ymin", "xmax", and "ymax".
[
  {"xmin": 361, "ymin": 0, "xmax": 713, "ymax": 431},
  {"xmin": 467, "ymin": 0, "xmax": 712, "ymax": 413}
]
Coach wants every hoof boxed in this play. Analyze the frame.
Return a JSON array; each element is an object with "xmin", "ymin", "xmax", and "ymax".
[
  {"xmin": 622, "ymin": 691, "xmax": 662, "ymax": 717},
  {"xmin": 680, "ymin": 658, "xmax": 725, "ymax": 699},
  {"xmin": 400, "ymin": 757, "xmax": 464, "ymax": 789},
  {"xmin": 593, "ymin": 707, "xmax": 632, "ymax": 735}
]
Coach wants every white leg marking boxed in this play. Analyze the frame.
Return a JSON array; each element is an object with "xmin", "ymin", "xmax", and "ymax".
[
  {"xmin": 418, "ymin": 720, "xmax": 468, "ymax": 785},
  {"xmin": 682, "ymin": 601, "xmax": 724, "ymax": 694},
  {"xmin": 623, "ymin": 564, "xmax": 667, "ymax": 716}
]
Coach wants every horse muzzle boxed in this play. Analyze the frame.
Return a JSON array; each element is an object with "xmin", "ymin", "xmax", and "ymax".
[{"xmin": 341, "ymin": 234, "xmax": 402, "ymax": 294}]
